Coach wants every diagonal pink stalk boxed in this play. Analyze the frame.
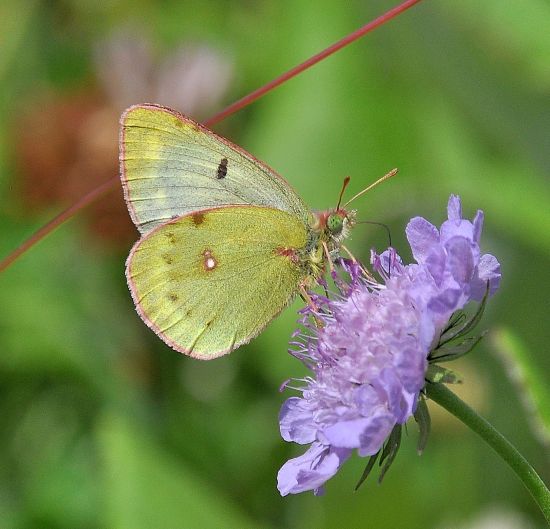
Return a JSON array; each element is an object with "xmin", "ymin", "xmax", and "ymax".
[
  {"xmin": 205, "ymin": 0, "xmax": 423, "ymax": 127},
  {"xmin": 0, "ymin": 0, "xmax": 423, "ymax": 274},
  {"xmin": 0, "ymin": 179, "xmax": 115, "ymax": 272}
]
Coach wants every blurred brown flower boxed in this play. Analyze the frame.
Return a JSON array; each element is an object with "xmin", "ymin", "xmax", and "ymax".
[{"xmin": 15, "ymin": 30, "xmax": 234, "ymax": 247}]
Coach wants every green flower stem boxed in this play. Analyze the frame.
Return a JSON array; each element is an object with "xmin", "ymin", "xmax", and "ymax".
[{"xmin": 425, "ymin": 382, "xmax": 550, "ymax": 524}]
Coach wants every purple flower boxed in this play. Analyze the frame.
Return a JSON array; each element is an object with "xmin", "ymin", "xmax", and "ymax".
[
  {"xmin": 277, "ymin": 195, "xmax": 501, "ymax": 496},
  {"xmin": 405, "ymin": 195, "xmax": 500, "ymax": 313}
]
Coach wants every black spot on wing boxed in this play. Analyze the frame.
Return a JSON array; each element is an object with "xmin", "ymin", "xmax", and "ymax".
[{"xmin": 216, "ymin": 158, "xmax": 228, "ymax": 179}]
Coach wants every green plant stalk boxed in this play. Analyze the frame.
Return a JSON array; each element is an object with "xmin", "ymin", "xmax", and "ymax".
[{"xmin": 425, "ymin": 382, "xmax": 550, "ymax": 524}]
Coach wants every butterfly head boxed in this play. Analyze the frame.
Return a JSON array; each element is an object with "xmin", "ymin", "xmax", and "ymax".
[
  {"xmin": 329, "ymin": 208, "xmax": 356, "ymax": 242},
  {"xmin": 314, "ymin": 208, "xmax": 356, "ymax": 244}
]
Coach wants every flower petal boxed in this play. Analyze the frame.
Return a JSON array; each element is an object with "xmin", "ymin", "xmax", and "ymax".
[
  {"xmin": 395, "ymin": 343, "xmax": 429, "ymax": 395},
  {"xmin": 279, "ymin": 397, "xmax": 316, "ymax": 444},
  {"xmin": 473, "ymin": 210, "xmax": 484, "ymax": 244},
  {"xmin": 440, "ymin": 218, "xmax": 474, "ymax": 245},
  {"xmin": 357, "ymin": 413, "xmax": 396, "ymax": 456},
  {"xmin": 446, "ymin": 236, "xmax": 475, "ymax": 286},
  {"xmin": 406, "ymin": 217, "xmax": 439, "ymax": 263},
  {"xmin": 323, "ymin": 417, "xmax": 375, "ymax": 449},
  {"xmin": 447, "ymin": 194, "xmax": 462, "ymax": 222},
  {"xmin": 277, "ymin": 442, "xmax": 351, "ymax": 496},
  {"xmin": 424, "ymin": 244, "xmax": 446, "ymax": 286},
  {"xmin": 427, "ymin": 288, "xmax": 462, "ymax": 315},
  {"xmin": 470, "ymin": 253, "xmax": 502, "ymax": 300},
  {"xmin": 478, "ymin": 253, "xmax": 501, "ymax": 284},
  {"xmin": 353, "ymin": 384, "xmax": 381, "ymax": 415}
]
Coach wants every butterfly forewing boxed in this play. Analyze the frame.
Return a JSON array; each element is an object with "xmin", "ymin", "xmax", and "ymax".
[
  {"xmin": 126, "ymin": 206, "xmax": 308, "ymax": 358},
  {"xmin": 120, "ymin": 104, "xmax": 311, "ymax": 235}
]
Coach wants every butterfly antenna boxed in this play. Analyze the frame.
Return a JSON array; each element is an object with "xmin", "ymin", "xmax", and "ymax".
[
  {"xmin": 336, "ymin": 176, "xmax": 351, "ymax": 210},
  {"xmin": 356, "ymin": 220, "xmax": 392, "ymax": 248},
  {"xmin": 343, "ymin": 168, "xmax": 398, "ymax": 208}
]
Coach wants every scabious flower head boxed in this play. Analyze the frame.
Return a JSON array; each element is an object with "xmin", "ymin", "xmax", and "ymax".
[{"xmin": 277, "ymin": 195, "xmax": 501, "ymax": 496}]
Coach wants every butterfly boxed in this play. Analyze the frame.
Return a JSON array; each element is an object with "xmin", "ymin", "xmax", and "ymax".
[{"xmin": 120, "ymin": 104, "xmax": 392, "ymax": 359}]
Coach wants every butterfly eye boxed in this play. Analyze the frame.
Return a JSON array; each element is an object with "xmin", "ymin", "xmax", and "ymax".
[{"xmin": 327, "ymin": 213, "xmax": 344, "ymax": 236}]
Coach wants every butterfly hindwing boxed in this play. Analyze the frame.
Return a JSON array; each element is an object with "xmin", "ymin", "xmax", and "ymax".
[
  {"xmin": 120, "ymin": 104, "xmax": 311, "ymax": 235},
  {"xmin": 126, "ymin": 206, "xmax": 308, "ymax": 358}
]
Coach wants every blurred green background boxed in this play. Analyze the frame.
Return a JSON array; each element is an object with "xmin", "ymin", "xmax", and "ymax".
[{"xmin": 1, "ymin": 0, "xmax": 549, "ymax": 528}]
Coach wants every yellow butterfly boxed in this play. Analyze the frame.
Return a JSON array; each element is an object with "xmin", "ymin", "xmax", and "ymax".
[{"xmin": 120, "ymin": 104, "xmax": 389, "ymax": 359}]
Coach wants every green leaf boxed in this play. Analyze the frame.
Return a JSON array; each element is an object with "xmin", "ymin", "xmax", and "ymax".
[
  {"xmin": 430, "ymin": 332, "xmax": 487, "ymax": 364},
  {"xmin": 378, "ymin": 425, "xmax": 402, "ymax": 484},
  {"xmin": 413, "ymin": 396, "xmax": 431, "ymax": 455},
  {"xmin": 354, "ymin": 451, "xmax": 379, "ymax": 492},
  {"xmin": 426, "ymin": 365, "xmax": 463, "ymax": 385}
]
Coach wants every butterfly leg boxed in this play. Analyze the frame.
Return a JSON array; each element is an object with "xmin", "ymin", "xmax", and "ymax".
[
  {"xmin": 299, "ymin": 284, "xmax": 318, "ymax": 312},
  {"xmin": 299, "ymin": 284, "xmax": 327, "ymax": 328},
  {"xmin": 321, "ymin": 241, "xmax": 335, "ymax": 275}
]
